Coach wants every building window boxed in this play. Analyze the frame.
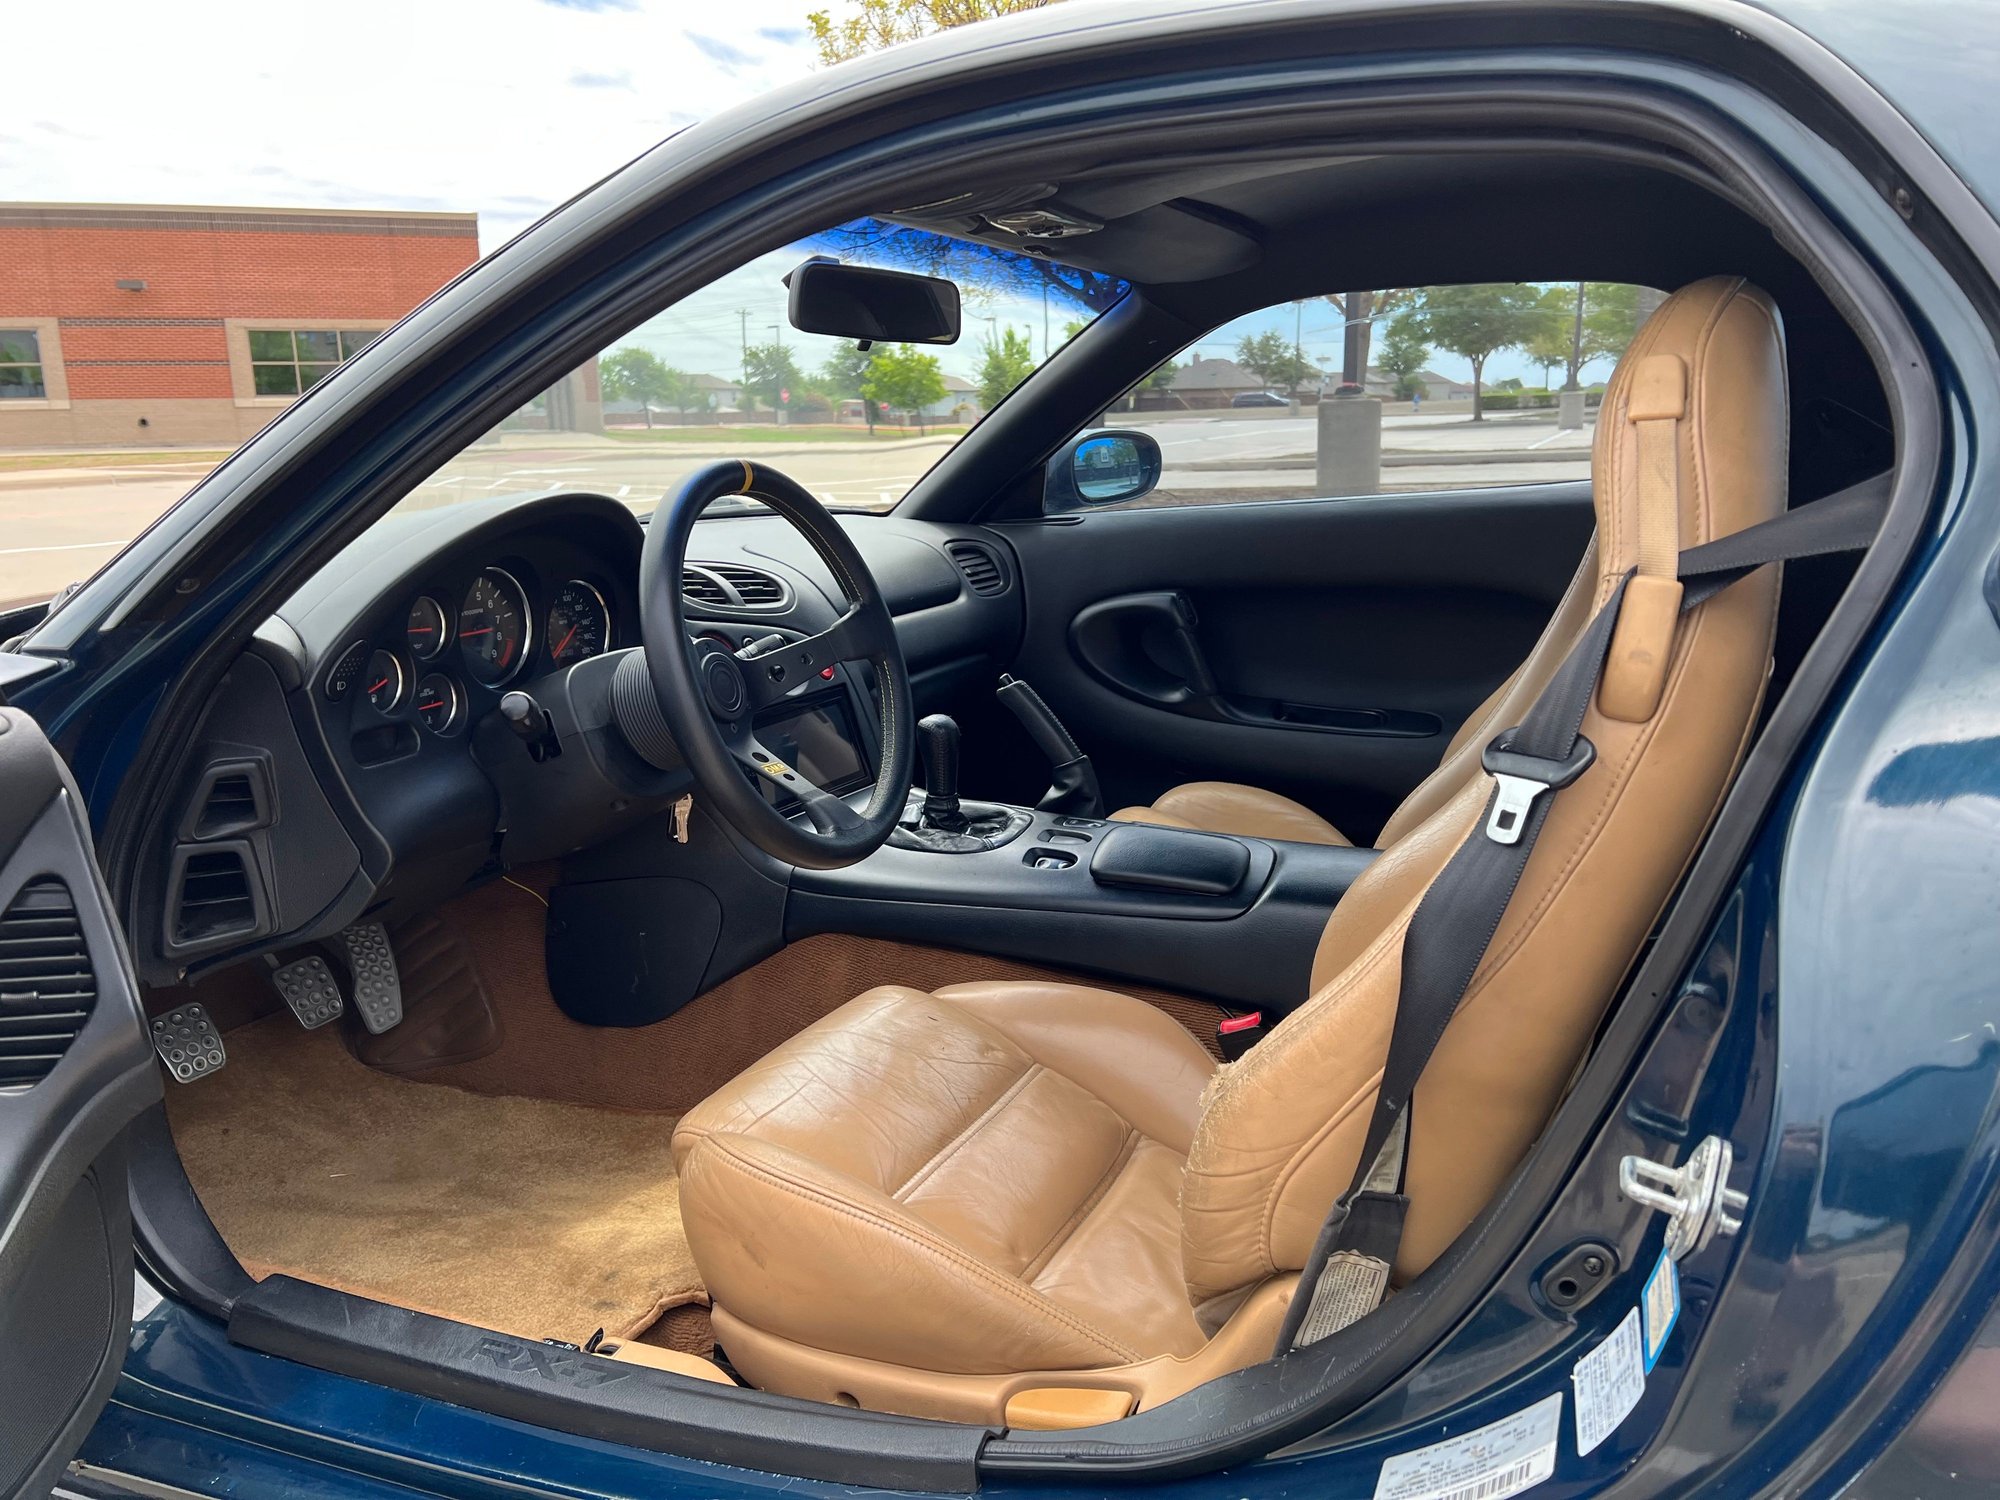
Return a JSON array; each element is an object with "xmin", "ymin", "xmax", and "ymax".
[
  {"xmin": 247, "ymin": 328, "xmax": 381, "ymax": 397},
  {"xmin": 0, "ymin": 330, "xmax": 46, "ymax": 399}
]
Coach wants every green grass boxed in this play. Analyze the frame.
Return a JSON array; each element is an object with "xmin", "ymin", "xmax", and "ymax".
[
  {"xmin": 0, "ymin": 449, "xmax": 230, "ymax": 473},
  {"xmin": 601, "ymin": 424, "xmax": 967, "ymax": 444}
]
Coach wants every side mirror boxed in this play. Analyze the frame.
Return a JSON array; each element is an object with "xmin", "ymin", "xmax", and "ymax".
[
  {"xmin": 1047, "ymin": 430, "xmax": 1162, "ymax": 509},
  {"xmin": 785, "ymin": 257, "xmax": 960, "ymax": 345}
]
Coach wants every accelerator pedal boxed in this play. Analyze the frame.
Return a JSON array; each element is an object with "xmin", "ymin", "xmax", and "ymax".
[
  {"xmin": 151, "ymin": 1003, "xmax": 226, "ymax": 1083},
  {"xmin": 267, "ymin": 954, "xmax": 344, "ymax": 1030},
  {"xmin": 335, "ymin": 921, "xmax": 404, "ymax": 1034}
]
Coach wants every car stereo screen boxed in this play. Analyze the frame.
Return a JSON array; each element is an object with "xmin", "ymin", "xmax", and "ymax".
[{"xmin": 757, "ymin": 697, "xmax": 869, "ymax": 792}]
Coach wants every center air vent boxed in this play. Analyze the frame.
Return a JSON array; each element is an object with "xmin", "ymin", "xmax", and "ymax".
[
  {"xmin": 944, "ymin": 540, "xmax": 1008, "ymax": 597},
  {"xmin": 683, "ymin": 563, "xmax": 792, "ymax": 612},
  {"xmin": 0, "ymin": 877, "xmax": 97, "ymax": 1092}
]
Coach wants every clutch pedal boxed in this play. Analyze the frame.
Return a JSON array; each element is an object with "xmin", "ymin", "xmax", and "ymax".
[
  {"xmin": 151, "ymin": 1002, "xmax": 226, "ymax": 1083},
  {"xmin": 334, "ymin": 921, "xmax": 404, "ymax": 1034}
]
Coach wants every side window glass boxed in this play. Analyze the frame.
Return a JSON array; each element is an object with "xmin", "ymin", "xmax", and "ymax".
[{"xmin": 1047, "ymin": 283, "xmax": 1658, "ymax": 513}]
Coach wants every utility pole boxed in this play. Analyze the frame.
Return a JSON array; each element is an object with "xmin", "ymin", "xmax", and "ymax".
[
  {"xmin": 736, "ymin": 308, "xmax": 752, "ymax": 384},
  {"xmin": 1292, "ymin": 300, "xmax": 1304, "ymax": 406},
  {"xmin": 1041, "ymin": 284, "xmax": 1049, "ymax": 361}
]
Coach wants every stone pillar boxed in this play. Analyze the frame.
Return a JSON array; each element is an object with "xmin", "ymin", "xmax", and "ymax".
[
  {"xmin": 1317, "ymin": 391, "xmax": 1382, "ymax": 497},
  {"xmin": 1557, "ymin": 389, "xmax": 1587, "ymax": 431}
]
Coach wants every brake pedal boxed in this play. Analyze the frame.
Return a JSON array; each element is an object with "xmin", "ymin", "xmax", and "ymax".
[
  {"xmin": 151, "ymin": 1003, "xmax": 226, "ymax": 1083},
  {"xmin": 335, "ymin": 921, "xmax": 404, "ymax": 1034},
  {"xmin": 268, "ymin": 954, "xmax": 344, "ymax": 1030}
]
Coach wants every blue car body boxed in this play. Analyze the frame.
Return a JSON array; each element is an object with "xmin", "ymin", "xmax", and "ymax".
[{"xmin": 8, "ymin": 1, "xmax": 2000, "ymax": 1495}]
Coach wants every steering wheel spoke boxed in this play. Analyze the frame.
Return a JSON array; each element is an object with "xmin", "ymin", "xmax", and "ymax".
[
  {"xmin": 737, "ymin": 605, "xmax": 889, "ymax": 713},
  {"xmin": 719, "ymin": 724, "xmax": 865, "ymax": 835}
]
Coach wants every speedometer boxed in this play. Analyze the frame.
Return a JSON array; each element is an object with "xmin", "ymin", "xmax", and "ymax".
[
  {"xmin": 457, "ymin": 568, "xmax": 531, "ymax": 687},
  {"xmin": 547, "ymin": 580, "xmax": 610, "ymax": 665}
]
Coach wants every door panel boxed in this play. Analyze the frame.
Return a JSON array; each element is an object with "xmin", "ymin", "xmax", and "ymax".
[
  {"xmin": 0, "ymin": 706, "xmax": 160, "ymax": 1499},
  {"xmin": 998, "ymin": 483, "xmax": 1593, "ymax": 842}
]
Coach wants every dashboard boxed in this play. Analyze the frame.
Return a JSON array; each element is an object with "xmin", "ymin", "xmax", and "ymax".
[{"xmin": 139, "ymin": 490, "xmax": 1023, "ymax": 983}]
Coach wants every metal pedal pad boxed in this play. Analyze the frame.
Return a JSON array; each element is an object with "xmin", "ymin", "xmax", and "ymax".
[
  {"xmin": 151, "ymin": 1003, "xmax": 226, "ymax": 1083},
  {"xmin": 270, "ymin": 955, "xmax": 344, "ymax": 1030},
  {"xmin": 335, "ymin": 921, "xmax": 403, "ymax": 1035}
]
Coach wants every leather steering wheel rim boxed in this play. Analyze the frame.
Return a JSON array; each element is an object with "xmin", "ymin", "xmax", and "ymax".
[{"xmin": 638, "ymin": 459, "xmax": 914, "ymax": 869}]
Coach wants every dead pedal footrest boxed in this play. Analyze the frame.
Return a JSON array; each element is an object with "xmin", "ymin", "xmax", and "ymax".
[
  {"xmin": 152, "ymin": 1003, "xmax": 226, "ymax": 1082},
  {"xmin": 270, "ymin": 955, "xmax": 345, "ymax": 1029},
  {"xmin": 335, "ymin": 921, "xmax": 403, "ymax": 1034}
]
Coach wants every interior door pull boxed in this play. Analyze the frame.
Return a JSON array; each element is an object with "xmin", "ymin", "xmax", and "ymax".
[{"xmin": 1165, "ymin": 593, "xmax": 1220, "ymax": 697}]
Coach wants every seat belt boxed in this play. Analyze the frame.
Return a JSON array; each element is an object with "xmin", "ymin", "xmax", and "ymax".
[{"xmin": 1277, "ymin": 469, "xmax": 1895, "ymax": 1351}]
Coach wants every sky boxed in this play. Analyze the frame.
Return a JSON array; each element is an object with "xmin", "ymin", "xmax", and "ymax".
[{"xmin": 1, "ymin": 0, "xmax": 1608, "ymax": 391}]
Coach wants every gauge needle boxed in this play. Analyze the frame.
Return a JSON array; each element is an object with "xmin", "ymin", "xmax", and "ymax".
[
  {"xmin": 419, "ymin": 700, "xmax": 444, "ymax": 711},
  {"xmin": 369, "ymin": 677, "xmax": 390, "ymax": 694},
  {"xmin": 554, "ymin": 624, "xmax": 578, "ymax": 658},
  {"xmin": 462, "ymin": 626, "xmax": 493, "ymax": 637}
]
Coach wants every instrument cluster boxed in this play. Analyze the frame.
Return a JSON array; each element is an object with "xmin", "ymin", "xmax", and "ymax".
[{"xmin": 322, "ymin": 561, "xmax": 618, "ymax": 762}]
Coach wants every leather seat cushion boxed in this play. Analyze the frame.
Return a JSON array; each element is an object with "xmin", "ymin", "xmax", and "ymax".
[
  {"xmin": 671, "ymin": 980, "xmax": 1216, "ymax": 1375},
  {"xmin": 1111, "ymin": 780, "xmax": 1351, "ymax": 846}
]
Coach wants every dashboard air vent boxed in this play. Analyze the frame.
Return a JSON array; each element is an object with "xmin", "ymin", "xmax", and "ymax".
[
  {"xmin": 184, "ymin": 760, "xmax": 272, "ymax": 841},
  {"xmin": 683, "ymin": 563, "xmax": 791, "ymax": 611},
  {"xmin": 0, "ymin": 877, "xmax": 97, "ymax": 1092},
  {"xmin": 945, "ymin": 540, "xmax": 1007, "ymax": 597},
  {"xmin": 171, "ymin": 848, "xmax": 257, "ymax": 948}
]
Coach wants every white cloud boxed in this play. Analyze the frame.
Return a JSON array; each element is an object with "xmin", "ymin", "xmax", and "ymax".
[{"xmin": 0, "ymin": 0, "xmax": 819, "ymax": 251}]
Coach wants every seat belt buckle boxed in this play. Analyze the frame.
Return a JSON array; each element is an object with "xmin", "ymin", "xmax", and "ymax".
[
  {"xmin": 1480, "ymin": 730, "xmax": 1597, "ymax": 845},
  {"xmin": 1217, "ymin": 1010, "xmax": 1265, "ymax": 1061}
]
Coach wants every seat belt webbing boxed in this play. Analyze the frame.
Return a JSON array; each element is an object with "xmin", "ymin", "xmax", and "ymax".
[{"xmin": 1279, "ymin": 469, "xmax": 1893, "ymax": 1351}]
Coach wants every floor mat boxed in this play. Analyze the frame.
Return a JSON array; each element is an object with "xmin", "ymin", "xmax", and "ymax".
[{"xmin": 166, "ymin": 1014, "xmax": 703, "ymax": 1345}]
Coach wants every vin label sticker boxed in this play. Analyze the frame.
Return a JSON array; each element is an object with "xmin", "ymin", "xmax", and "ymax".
[
  {"xmin": 1641, "ymin": 1250, "xmax": 1680, "ymax": 1372},
  {"xmin": 1572, "ymin": 1307, "xmax": 1647, "ymax": 1456},
  {"xmin": 1373, "ymin": 1390, "xmax": 1562, "ymax": 1500}
]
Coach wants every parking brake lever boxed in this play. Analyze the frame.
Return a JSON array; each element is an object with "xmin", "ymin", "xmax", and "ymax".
[{"xmin": 996, "ymin": 674, "xmax": 1102, "ymax": 818}]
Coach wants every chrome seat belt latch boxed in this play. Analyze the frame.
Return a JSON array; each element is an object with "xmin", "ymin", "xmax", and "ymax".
[
  {"xmin": 1619, "ymin": 1134, "xmax": 1748, "ymax": 1260},
  {"xmin": 1481, "ymin": 731, "xmax": 1597, "ymax": 845}
]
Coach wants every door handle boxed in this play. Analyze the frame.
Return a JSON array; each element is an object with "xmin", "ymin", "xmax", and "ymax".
[{"xmin": 1069, "ymin": 591, "xmax": 1224, "ymax": 710}]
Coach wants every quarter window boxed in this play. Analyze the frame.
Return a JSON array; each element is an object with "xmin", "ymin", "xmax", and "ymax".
[
  {"xmin": 248, "ymin": 328, "xmax": 381, "ymax": 397},
  {"xmin": 0, "ymin": 330, "xmax": 46, "ymax": 399}
]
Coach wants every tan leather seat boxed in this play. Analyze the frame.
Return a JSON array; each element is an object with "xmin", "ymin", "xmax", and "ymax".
[
  {"xmin": 1111, "ymin": 539, "xmax": 1602, "ymax": 848},
  {"xmin": 673, "ymin": 277, "xmax": 1789, "ymax": 1423}
]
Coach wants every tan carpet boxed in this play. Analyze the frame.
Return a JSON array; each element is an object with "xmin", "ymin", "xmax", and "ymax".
[{"xmin": 166, "ymin": 1014, "xmax": 704, "ymax": 1346}]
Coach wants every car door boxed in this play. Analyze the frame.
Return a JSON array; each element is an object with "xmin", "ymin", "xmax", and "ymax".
[{"xmin": 0, "ymin": 705, "xmax": 160, "ymax": 1500}]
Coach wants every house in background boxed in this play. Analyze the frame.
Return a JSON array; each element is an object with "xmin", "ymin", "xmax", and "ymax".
[{"xmin": 0, "ymin": 202, "xmax": 483, "ymax": 448}]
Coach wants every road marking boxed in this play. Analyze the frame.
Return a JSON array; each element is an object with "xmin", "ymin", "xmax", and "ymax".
[{"xmin": 0, "ymin": 539, "xmax": 129, "ymax": 556}]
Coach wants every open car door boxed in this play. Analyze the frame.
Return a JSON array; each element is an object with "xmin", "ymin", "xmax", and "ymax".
[{"xmin": 0, "ymin": 705, "xmax": 159, "ymax": 1499}]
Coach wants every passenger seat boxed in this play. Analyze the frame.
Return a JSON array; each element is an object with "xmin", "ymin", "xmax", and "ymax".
[{"xmin": 1110, "ymin": 538, "xmax": 1599, "ymax": 848}]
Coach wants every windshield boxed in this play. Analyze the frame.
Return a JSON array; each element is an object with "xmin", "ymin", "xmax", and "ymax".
[{"xmin": 404, "ymin": 219, "xmax": 1125, "ymax": 520}]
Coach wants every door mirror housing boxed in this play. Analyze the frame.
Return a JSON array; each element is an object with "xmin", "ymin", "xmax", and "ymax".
[
  {"xmin": 1047, "ymin": 430, "xmax": 1163, "ymax": 510},
  {"xmin": 785, "ymin": 257, "xmax": 960, "ymax": 345}
]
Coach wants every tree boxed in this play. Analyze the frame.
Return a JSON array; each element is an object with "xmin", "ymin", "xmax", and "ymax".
[
  {"xmin": 1404, "ymin": 283, "xmax": 1545, "ymax": 421},
  {"xmin": 742, "ymin": 341, "xmax": 805, "ymax": 416},
  {"xmin": 819, "ymin": 343, "xmax": 877, "ymax": 431},
  {"xmin": 975, "ymin": 325, "xmax": 1036, "ymax": 409},
  {"xmin": 1375, "ymin": 317, "xmax": 1430, "ymax": 401},
  {"xmin": 598, "ymin": 347, "xmax": 689, "ymax": 428},
  {"xmin": 1524, "ymin": 286, "xmax": 1577, "ymax": 389},
  {"xmin": 861, "ymin": 343, "xmax": 947, "ymax": 433},
  {"xmin": 809, "ymin": 0, "xmax": 1065, "ymax": 64},
  {"xmin": 1234, "ymin": 330, "xmax": 1317, "ymax": 394}
]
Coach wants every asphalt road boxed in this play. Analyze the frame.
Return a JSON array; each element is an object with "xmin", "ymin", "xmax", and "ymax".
[{"xmin": 0, "ymin": 412, "xmax": 1592, "ymax": 607}]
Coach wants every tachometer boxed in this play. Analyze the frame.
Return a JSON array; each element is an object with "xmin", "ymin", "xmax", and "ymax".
[
  {"xmin": 547, "ymin": 580, "xmax": 610, "ymax": 665},
  {"xmin": 457, "ymin": 568, "xmax": 531, "ymax": 687},
  {"xmin": 406, "ymin": 595, "xmax": 450, "ymax": 660}
]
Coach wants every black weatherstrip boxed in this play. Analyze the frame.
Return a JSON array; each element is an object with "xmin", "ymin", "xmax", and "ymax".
[{"xmin": 227, "ymin": 1278, "xmax": 991, "ymax": 1493}]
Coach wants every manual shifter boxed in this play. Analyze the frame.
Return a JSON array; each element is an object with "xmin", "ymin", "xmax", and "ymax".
[
  {"xmin": 886, "ymin": 712, "xmax": 1032, "ymax": 853},
  {"xmin": 917, "ymin": 713, "xmax": 969, "ymax": 832}
]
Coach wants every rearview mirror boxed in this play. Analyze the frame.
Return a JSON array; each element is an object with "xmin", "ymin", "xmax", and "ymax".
[
  {"xmin": 785, "ymin": 258, "xmax": 960, "ymax": 346},
  {"xmin": 1046, "ymin": 429, "xmax": 1163, "ymax": 510}
]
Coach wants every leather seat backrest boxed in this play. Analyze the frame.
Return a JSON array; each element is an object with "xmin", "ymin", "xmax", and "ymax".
[{"xmin": 1180, "ymin": 277, "xmax": 1788, "ymax": 1306}]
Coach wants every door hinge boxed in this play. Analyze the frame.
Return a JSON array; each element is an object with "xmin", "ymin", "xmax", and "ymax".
[{"xmin": 1619, "ymin": 1134, "xmax": 1747, "ymax": 1260}]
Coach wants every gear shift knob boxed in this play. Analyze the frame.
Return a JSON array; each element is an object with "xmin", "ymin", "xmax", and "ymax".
[{"xmin": 917, "ymin": 713, "xmax": 967, "ymax": 832}]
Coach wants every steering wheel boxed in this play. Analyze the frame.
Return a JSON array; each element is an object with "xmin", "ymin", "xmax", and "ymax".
[{"xmin": 635, "ymin": 459, "xmax": 914, "ymax": 869}]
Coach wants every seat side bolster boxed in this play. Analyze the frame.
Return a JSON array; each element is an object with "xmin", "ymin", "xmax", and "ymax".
[
  {"xmin": 680, "ymin": 1131, "xmax": 1145, "ymax": 1374},
  {"xmin": 933, "ymin": 982, "xmax": 1216, "ymax": 1154}
]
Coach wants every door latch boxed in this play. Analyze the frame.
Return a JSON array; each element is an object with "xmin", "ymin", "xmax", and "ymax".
[{"xmin": 1618, "ymin": 1134, "xmax": 1747, "ymax": 1260}]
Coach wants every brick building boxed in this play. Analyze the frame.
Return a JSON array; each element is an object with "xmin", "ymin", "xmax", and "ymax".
[{"xmin": 0, "ymin": 202, "xmax": 481, "ymax": 448}]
